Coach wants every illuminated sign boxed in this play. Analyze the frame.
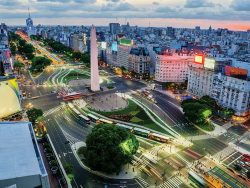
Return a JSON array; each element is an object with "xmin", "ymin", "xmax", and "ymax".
[
  {"xmin": 119, "ymin": 38, "xmax": 133, "ymax": 46},
  {"xmin": 204, "ymin": 58, "xmax": 215, "ymax": 70},
  {"xmin": 101, "ymin": 42, "xmax": 107, "ymax": 49},
  {"xmin": 111, "ymin": 41, "xmax": 118, "ymax": 52},
  {"xmin": 194, "ymin": 55, "xmax": 204, "ymax": 64},
  {"xmin": 224, "ymin": 66, "xmax": 248, "ymax": 77}
]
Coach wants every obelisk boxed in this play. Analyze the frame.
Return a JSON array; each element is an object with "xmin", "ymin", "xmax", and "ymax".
[{"xmin": 90, "ymin": 25, "xmax": 100, "ymax": 91}]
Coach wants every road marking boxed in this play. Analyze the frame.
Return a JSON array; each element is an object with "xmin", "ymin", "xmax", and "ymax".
[{"xmin": 227, "ymin": 154, "xmax": 242, "ymax": 166}]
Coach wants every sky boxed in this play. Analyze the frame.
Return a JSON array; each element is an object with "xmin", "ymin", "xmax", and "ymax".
[{"xmin": 1, "ymin": 0, "xmax": 250, "ymax": 31}]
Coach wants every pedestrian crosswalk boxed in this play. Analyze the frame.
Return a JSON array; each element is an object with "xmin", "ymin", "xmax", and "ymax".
[
  {"xmin": 60, "ymin": 126, "xmax": 81, "ymax": 145},
  {"xmin": 44, "ymin": 106, "xmax": 61, "ymax": 116},
  {"xmin": 135, "ymin": 177, "xmax": 149, "ymax": 187},
  {"xmin": 213, "ymin": 146, "xmax": 235, "ymax": 161},
  {"xmin": 158, "ymin": 176, "xmax": 182, "ymax": 188}
]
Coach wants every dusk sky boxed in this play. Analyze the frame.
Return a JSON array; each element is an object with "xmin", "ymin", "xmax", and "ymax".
[{"xmin": 1, "ymin": 0, "xmax": 250, "ymax": 30}]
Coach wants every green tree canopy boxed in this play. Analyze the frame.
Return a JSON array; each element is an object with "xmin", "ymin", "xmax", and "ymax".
[
  {"xmin": 84, "ymin": 124, "xmax": 139, "ymax": 173},
  {"xmin": 26, "ymin": 108, "xmax": 43, "ymax": 124},
  {"xmin": 30, "ymin": 56, "xmax": 52, "ymax": 73},
  {"xmin": 182, "ymin": 99, "xmax": 213, "ymax": 130},
  {"xmin": 10, "ymin": 42, "xmax": 17, "ymax": 55},
  {"xmin": 72, "ymin": 51, "xmax": 82, "ymax": 60},
  {"xmin": 13, "ymin": 60, "xmax": 24, "ymax": 74}
]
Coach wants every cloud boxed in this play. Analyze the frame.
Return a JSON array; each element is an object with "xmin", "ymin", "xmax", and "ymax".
[
  {"xmin": 231, "ymin": 0, "xmax": 250, "ymax": 11},
  {"xmin": 0, "ymin": 0, "xmax": 250, "ymax": 23},
  {"xmin": 106, "ymin": 0, "xmax": 120, "ymax": 2},
  {"xmin": 101, "ymin": 2, "xmax": 137, "ymax": 12},
  {"xmin": 152, "ymin": 2, "xmax": 159, "ymax": 6},
  {"xmin": 184, "ymin": 0, "xmax": 216, "ymax": 8},
  {"xmin": 36, "ymin": 0, "xmax": 96, "ymax": 3},
  {"xmin": 155, "ymin": 6, "xmax": 176, "ymax": 13}
]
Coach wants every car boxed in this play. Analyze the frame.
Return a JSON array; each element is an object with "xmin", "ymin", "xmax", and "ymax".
[{"xmin": 64, "ymin": 140, "xmax": 70, "ymax": 144}]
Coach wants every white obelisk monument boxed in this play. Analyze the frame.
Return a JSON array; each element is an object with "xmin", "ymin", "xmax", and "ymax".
[{"xmin": 90, "ymin": 25, "xmax": 100, "ymax": 91}]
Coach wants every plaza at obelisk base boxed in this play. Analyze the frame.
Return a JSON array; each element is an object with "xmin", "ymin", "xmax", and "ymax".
[{"xmin": 90, "ymin": 25, "xmax": 100, "ymax": 91}]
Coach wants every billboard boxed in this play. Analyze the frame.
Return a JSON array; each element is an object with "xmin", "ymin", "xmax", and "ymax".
[
  {"xmin": 194, "ymin": 55, "xmax": 204, "ymax": 64},
  {"xmin": 204, "ymin": 58, "xmax": 215, "ymax": 70},
  {"xmin": 101, "ymin": 42, "xmax": 107, "ymax": 49},
  {"xmin": 0, "ymin": 78, "xmax": 21, "ymax": 118},
  {"xmin": 111, "ymin": 41, "xmax": 118, "ymax": 52},
  {"xmin": 224, "ymin": 66, "xmax": 248, "ymax": 77},
  {"xmin": 119, "ymin": 38, "xmax": 133, "ymax": 46}
]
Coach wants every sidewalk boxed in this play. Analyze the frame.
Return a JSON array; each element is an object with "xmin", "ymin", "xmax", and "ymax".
[
  {"xmin": 202, "ymin": 122, "xmax": 227, "ymax": 137},
  {"xmin": 38, "ymin": 143, "xmax": 63, "ymax": 188}
]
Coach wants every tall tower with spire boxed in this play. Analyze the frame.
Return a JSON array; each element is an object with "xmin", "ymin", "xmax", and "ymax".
[
  {"xmin": 26, "ymin": 8, "xmax": 36, "ymax": 36},
  {"xmin": 90, "ymin": 25, "xmax": 100, "ymax": 91}
]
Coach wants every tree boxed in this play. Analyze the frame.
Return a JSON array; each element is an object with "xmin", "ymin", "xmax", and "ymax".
[
  {"xmin": 10, "ymin": 42, "xmax": 17, "ymax": 55},
  {"xmin": 30, "ymin": 56, "xmax": 52, "ymax": 73},
  {"xmin": 83, "ymin": 124, "xmax": 139, "ymax": 173},
  {"xmin": 64, "ymin": 163, "xmax": 73, "ymax": 174},
  {"xmin": 72, "ymin": 51, "xmax": 82, "ymax": 60},
  {"xmin": 182, "ymin": 100, "xmax": 213, "ymax": 129},
  {"xmin": 13, "ymin": 60, "xmax": 24, "ymax": 74},
  {"xmin": 26, "ymin": 108, "xmax": 43, "ymax": 124}
]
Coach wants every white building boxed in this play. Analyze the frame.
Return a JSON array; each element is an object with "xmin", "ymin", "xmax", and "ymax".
[
  {"xmin": 117, "ymin": 45, "xmax": 132, "ymax": 69},
  {"xmin": 212, "ymin": 74, "xmax": 250, "ymax": 116},
  {"xmin": 187, "ymin": 64, "xmax": 214, "ymax": 97},
  {"xmin": 187, "ymin": 61, "xmax": 250, "ymax": 117},
  {"xmin": 155, "ymin": 53, "xmax": 194, "ymax": 83},
  {"xmin": 0, "ymin": 122, "xmax": 50, "ymax": 188}
]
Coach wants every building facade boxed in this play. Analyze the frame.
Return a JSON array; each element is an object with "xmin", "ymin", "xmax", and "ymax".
[
  {"xmin": 109, "ymin": 23, "xmax": 120, "ymax": 35},
  {"xmin": 129, "ymin": 47, "xmax": 151, "ymax": 79},
  {"xmin": 187, "ymin": 59, "xmax": 250, "ymax": 117},
  {"xmin": 212, "ymin": 74, "xmax": 250, "ymax": 116},
  {"xmin": 117, "ymin": 45, "xmax": 132, "ymax": 69},
  {"xmin": 26, "ymin": 11, "xmax": 36, "ymax": 37},
  {"xmin": 155, "ymin": 53, "xmax": 194, "ymax": 83},
  {"xmin": 187, "ymin": 65, "xmax": 214, "ymax": 97},
  {"xmin": 0, "ymin": 122, "xmax": 50, "ymax": 188}
]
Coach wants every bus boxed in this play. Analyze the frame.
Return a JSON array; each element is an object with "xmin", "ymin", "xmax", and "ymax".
[
  {"xmin": 98, "ymin": 118, "xmax": 114, "ymax": 125},
  {"xmin": 149, "ymin": 133, "xmax": 172, "ymax": 143},
  {"xmin": 63, "ymin": 92, "xmax": 82, "ymax": 101},
  {"xmin": 133, "ymin": 127, "xmax": 151, "ymax": 138},
  {"xmin": 116, "ymin": 123, "xmax": 133, "ymax": 132},
  {"xmin": 87, "ymin": 113, "xmax": 99, "ymax": 122},
  {"xmin": 79, "ymin": 114, "xmax": 90, "ymax": 124},
  {"xmin": 188, "ymin": 171, "xmax": 208, "ymax": 188}
]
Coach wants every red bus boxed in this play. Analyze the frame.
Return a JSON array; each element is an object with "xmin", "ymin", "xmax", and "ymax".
[{"xmin": 63, "ymin": 92, "xmax": 82, "ymax": 101}]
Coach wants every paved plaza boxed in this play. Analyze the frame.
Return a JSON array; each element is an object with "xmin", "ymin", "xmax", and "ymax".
[{"xmin": 87, "ymin": 93, "xmax": 128, "ymax": 112}]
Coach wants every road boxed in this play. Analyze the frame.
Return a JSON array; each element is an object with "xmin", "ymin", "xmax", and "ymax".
[{"xmin": 45, "ymin": 108, "xmax": 141, "ymax": 188}]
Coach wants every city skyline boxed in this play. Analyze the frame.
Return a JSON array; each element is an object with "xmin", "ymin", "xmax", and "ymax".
[{"xmin": 1, "ymin": 0, "xmax": 250, "ymax": 31}]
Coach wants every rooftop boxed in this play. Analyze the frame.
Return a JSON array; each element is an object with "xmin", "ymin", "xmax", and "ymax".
[{"xmin": 0, "ymin": 122, "xmax": 47, "ymax": 180}]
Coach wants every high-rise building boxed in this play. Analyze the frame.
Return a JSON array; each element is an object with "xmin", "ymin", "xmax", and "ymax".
[
  {"xmin": 117, "ymin": 45, "xmax": 132, "ymax": 69},
  {"xmin": 187, "ymin": 64, "xmax": 214, "ymax": 97},
  {"xmin": 129, "ymin": 47, "xmax": 151, "ymax": 79},
  {"xmin": 26, "ymin": 8, "xmax": 36, "ymax": 36},
  {"xmin": 109, "ymin": 23, "xmax": 120, "ymax": 35},
  {"xmin": 90, "ymin": 25, "xmax": 100, "ymax": 91},
  {"xmin": 187, "ymin": 57, "xmax": 250, "ymax": 117},
  {"xmin": 0, "ymin": 122, "xmax": 50, "ymax": 188},
  {"xmin": 155, "ymin": 51, "xmax": 194, "ymax": 83},
  {"xmin": 0, "ymin": 23, "xmax": 13, "ymax": 75}
]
